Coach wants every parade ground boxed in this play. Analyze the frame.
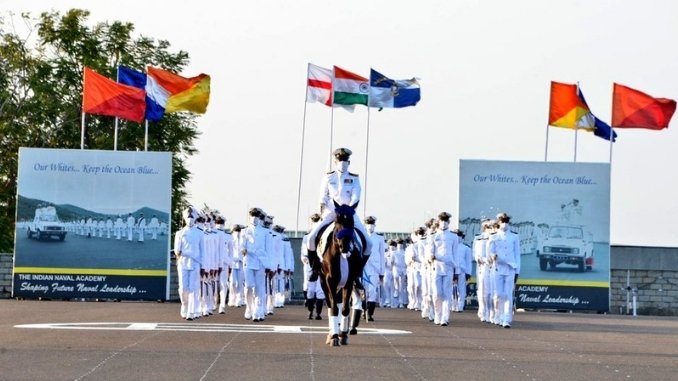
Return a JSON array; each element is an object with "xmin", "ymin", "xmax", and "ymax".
[{"xmin": 1, "ymin": 300, "xmax": 677, "ymax": 381}]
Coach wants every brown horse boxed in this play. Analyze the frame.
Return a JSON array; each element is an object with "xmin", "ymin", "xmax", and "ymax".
[{"xmin": 318, "ymin": 202, "xmax": 365, "ymax": 346}]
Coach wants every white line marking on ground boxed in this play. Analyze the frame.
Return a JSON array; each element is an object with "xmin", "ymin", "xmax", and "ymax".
[{"xmin": 15, "ymin": 322, "xmax": 411, "ymax": 335}]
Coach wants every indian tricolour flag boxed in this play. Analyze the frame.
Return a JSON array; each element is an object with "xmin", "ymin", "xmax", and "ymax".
[{"xmin": 333, "ymin": 66, "xmax": 369, "ymax": 107}]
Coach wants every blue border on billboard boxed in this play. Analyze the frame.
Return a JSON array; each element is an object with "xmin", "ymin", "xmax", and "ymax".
[
  {"xmin": 13, "ymin": 148, "xmax": 172, "ymax": 300},
  {"xmin": 459, "ymin": 160, "xmax": 611, "ymax": 312}
]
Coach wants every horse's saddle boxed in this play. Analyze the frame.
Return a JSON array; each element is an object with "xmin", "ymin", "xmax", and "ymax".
[{"xmin": 316, "ymin": 222, "xmax": 365, "ymax": 261}]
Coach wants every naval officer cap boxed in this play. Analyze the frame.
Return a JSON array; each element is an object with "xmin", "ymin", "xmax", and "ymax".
[
  {"xmin": 248, "ymin": 207, "xmax": 262, "ymax": 217},
  {"xmin": 438, "ymin": 212, "xmax": 452, "ymax": 222},
  {"xmin": 364, "ymin": 216, "xmax": 376, "ymax": 224},
  {"xmin": 496, "ymin": 212, "xmax": 511, "ymax": 223},
  {"xmin": 333, "ymin": 147, "xmax": 352, "ymax": 161}
]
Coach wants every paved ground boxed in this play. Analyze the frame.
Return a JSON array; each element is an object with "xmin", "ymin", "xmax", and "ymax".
[{"xmin": 1, "ymin": 299, "xmax": 677, "ymax": 381}]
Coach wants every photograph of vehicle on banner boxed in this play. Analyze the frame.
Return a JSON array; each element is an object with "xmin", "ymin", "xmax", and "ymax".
[
  {"xmin": 459, "ymin": 160, "xmax": 611, "ymax": 311},
  {"xmin": 13, "ymin": 148, "xmax": 172, "ymax": 300}
]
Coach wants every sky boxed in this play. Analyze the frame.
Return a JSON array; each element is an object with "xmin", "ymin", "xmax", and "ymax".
[{"xmin": 3, "ymin": 0, "xmax": 678, "ymax": 247}]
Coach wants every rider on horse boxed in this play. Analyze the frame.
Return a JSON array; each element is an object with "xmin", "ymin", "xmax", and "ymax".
[{"xmin": 306, "ymin": 147, "xmax": 373, "ymax": 285}]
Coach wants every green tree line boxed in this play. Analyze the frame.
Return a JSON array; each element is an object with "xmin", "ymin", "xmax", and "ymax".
[{"xmin": 0, "ymin": 9, "xmax": 199, "ymax": 252}]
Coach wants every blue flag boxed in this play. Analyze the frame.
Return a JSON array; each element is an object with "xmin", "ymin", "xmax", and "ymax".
[
  {"xmin": 368, "ymin": 68, "xmax": 420, "ymax": 109},
  {"xmin": 577, "ymin": 87, "xmax": 617, "ymax": 142},
  {"xmin": 593, "ymin": 117, "xmax": 618, "ymax": 142},
  {"xmin": 117, "ymin": 65, "xmax": 165, "ymax": 121}
]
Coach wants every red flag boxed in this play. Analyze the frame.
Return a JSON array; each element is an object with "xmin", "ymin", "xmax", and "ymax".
[
  {"xmin": 612, "ymin": 83, "xmax": 676, "ymax": 130},
  {"xmin": 82, "ymin": 67, "xmax": 146, "ymax": 122}
]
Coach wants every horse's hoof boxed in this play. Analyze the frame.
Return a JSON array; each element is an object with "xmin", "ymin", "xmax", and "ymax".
[
  {"xmin": 339, "ymin": 332, "xmax": 349, "ymax": 345},
  {"xmin": 332, "ymin": 338, "xmax": 340, "ymax": 347},
  {"xmin": 326, "ymin": 334, "xmax": 338, "ymax": 345}
]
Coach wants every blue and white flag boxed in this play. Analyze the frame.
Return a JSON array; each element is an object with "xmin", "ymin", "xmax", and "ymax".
[
  {"xmin": 117, "ymin": 65, "xmax": 165, "ymax": 121},
  {"xmin": 368, "ymin": 68, "xmax": 421, "ymax": 109}
]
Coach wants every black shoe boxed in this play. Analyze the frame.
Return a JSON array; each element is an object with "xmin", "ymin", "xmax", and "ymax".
[
  {"xmin": 367, "ymin": 316, "xmax": 374, "ymax": 322},
  {"xmin": 308, "ymin": 313, "xmax": 313, "ymax": 320},
  {"xmin": 315, "ymin": 315, "xmax": 322, "ymax": 320}
]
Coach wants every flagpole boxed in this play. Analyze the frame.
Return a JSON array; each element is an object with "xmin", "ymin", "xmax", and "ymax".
[
  {"xmin": 81, "ymin": 112, "xmax": 86, "ymax": 149},
  {"xmin": 295, "ymin": 63, "xmax": 311, "ymax": 233},
  {"xmin": 114, "ymin": 67, "xmax": 120, "ymax": 151},
  {"xmin": 609, "ymin": 84, "xmax": 615, "ymax": 163},
  {"xmin": 144, "ymin": 120, "xmax": 149, "ymax": 151},
  {"xmin": 544, "ymin": 124, "xmax": 550, "ymax": 161},
  {"xmin": 574, "ymin": 81, "xmax": 580, "ymax": 162},
  {"xmin": 113, "ymin": 119, "xmax": 119, "ymax": 150},
  {"xmin": 329, "ymin": 67, "xmax": 336, "ymax": 171},
  {"xmin": 574, "ymin": 128, "xmax": 578, "ymax": 162},
  {"xmin": 329, "ymin": 105, "xmax": 335, "ymax": 170},
  {"xmin": 363, "ymin": 106, "xmax": 371, "ymax": 217},
  {"xmin": 609, "ymin": 128, "xmax": 614, "ymax": 162}
]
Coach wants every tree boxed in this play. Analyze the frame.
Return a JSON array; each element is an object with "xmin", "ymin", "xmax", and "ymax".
[{"xmin": 0, "ymin": 9, "xmax": 200, "ymax": 253}]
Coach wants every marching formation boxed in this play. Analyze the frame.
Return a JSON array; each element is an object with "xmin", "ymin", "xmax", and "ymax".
[
  {"xmin": 300, "ymin": 210, "xmax": 520, "ymax": 330},
  {"xmin": 65, "ymin": 213, "xmax": 166, "ymax": 242},
  {"xmin": 173, "ymin": 206, "xmax": 295, "ymax": 321},
  {"xmin": 172, "ymin": 146, "xmax": 521, "ymax": 332}
]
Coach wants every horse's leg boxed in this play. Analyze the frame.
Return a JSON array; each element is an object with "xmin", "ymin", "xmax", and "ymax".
[
  {"xmin": 339, "ymin": 286, "xmax": 353, "ymax": 345},
  {"xmin": 325, "ymin": 286, "xmax": 341, "ymax": 347}
]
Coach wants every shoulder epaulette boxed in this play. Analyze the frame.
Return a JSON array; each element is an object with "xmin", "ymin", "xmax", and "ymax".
[
  {"xmin": 326, "ymin": 170, "xmax": 336, "ymax": 175},
  {"xmin": 349, "ymin": 172, "xmax": 359, "ymax": 176},
  {"xmin": 511, "ymin": 230, "xmax": 518, "ymax": 234},
  {"xmin": 377, "ymin": 232, "xmax": 384, "ymax": 236}
]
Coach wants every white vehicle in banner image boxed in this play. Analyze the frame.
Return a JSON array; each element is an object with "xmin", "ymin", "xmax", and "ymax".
[
  {"xmin": 27, "ymin": 206, "xmax": 67, "ymax": 241},
  {"xmin": 538, "ymin": 225, "xmax": 593, "ymax": 272}
]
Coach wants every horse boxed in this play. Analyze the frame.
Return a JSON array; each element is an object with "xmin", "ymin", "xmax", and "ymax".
[{"xmin": 317, "ymin": 202, "xmax": 366, "ymax": 346}]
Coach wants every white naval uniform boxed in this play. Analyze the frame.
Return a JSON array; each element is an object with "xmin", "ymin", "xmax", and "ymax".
[
  {"xmin": 307, "ymin": 170, "xmax": 370, "ymax": 255},
  {"xmin": 406, "ymin": 240, "xmax": 422, "ymax": 310},
  {"xmin": 364, "ymin": 232, "xmax": 385, "ymax": 303},
  {"xmin": 174, "ymin": 224, "xmax": 204, "ymax": 319},
  {"xmin": 243, "ymin": 222, "xmax": 270, "ymax": 321},
  {"xmin": 115, "ymin": 217, "xmax": 124, "ymax": 239},
  {"xmin": 105, "ymin": 219, "xmax": 113, "ymax": 238},
  {"xmin": 488, "ymin": 227, "xmax": 521, "ymax": 326},
  {"xmin": 473, "ymin": 233, "xmax": 491, "ymax": 322},
  {"xmin": 215, "ymin": 228, "xmax": 233, "ymax": 313},
  {"xmin": 267, "ymin": 229, "xmax": 284, "ymax": 312},
  {"xmin": 137, "ymin": 217, "xmax": 146, "ymax": 242},
  {"xmin": 419, "ymin": 232, "xmax": 435, "ymax": 320},
  {"xmin": 431, "ymin": 229, "xmax": 458, "ymax": 325},
  {"xmin": 301, "ymin": 234, "xmax": 325, "ymax": 300},
  {"xmin": 281, "ymin": 235, "xmax": 294, "ymax": 305},
  {"xmin": 391, "ymin": 246, "xmax": 407, "ymax": 308},
  {"xmin": 453, "ymin": 240, "xmax": 472, "ymax": 312},
  {"xmin": 382, "ymin": 248, "xmax": 394, "ymax": 307},
  {"xmin": 229, "ymin": 230, "xmax": 245, "ymax": 307},
  {"xmin": 149, "ymin": 217, "xmax": 160, "ymax": 239},
  {"xmin": 126, "ymin": 215, "xmax": 135, "ymax": 241}
]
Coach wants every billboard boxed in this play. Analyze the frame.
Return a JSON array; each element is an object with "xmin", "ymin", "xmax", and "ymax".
[
  {"xmin": 13, "ymin": 148, "xmax": 172, "ymax": 300},
  {"xmin": 459, "ymin": 160, "xmax": 610, "ymax": 311}
]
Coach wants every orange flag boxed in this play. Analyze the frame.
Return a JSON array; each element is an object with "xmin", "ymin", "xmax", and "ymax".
[
  {"xmin": 82, "ymin": 67, "xmax": 146, "ymax": 122},
  {"xmin": 612, "ymin": 83, "xmax": 676, "ymax": 130}
]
